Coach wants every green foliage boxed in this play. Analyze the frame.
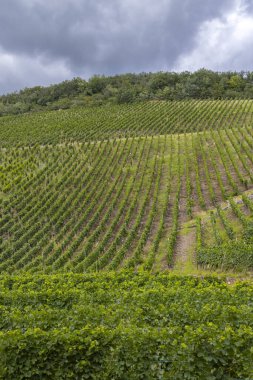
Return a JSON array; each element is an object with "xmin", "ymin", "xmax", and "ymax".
[
  {"xmin": 197, "ymin": 191, "xmax": 253, "ymax": 271},
  {"xmin": 243, "ymin": 222, "xmax": 253, "ymax": 243},
  {"xmin": 116, "ymin": 87, "xmax": 135, "ymax": 103},
  {"xmin": 0, "ymin": 272, "xmax": 253, "ymax": 379},
  {"xmin": 88, "ymin": 75, "xmax": 107, "ymax": 94},
  {"xmin": 197, "ymin": 240, "xmax": 253, "ymax": 271},
  {"xmin": 1, "ymin": 70, "xmax": 253, "ymax": 116}
]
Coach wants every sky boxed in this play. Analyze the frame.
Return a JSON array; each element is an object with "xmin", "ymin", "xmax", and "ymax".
[{"xmin": 1, "ymin": 0, "xmax": 253, "ymax": 94}]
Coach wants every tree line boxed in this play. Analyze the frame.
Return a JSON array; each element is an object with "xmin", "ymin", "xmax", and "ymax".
[{"xmin": 1, "ymin": 69, "xmax": 253, "ymax": 116}]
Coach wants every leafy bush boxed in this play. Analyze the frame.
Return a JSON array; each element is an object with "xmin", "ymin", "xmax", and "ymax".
[{"xmin": 0, "ymin": 272, "xmax": 253, "ymax": 379}]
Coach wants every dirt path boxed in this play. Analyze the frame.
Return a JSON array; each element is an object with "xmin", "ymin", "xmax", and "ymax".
[{"xmin": 173, "ymin": 224, "xmax": 196, "ymax": 271}]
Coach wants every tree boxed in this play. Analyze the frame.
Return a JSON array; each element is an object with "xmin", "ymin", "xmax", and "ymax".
[
  {"xmin": 88, "ymin": 75, "xmax": 107, "ymax": 94},
  {"xmin": 116, "ymin": 88, "xmax": 135, "ymax": 104}
]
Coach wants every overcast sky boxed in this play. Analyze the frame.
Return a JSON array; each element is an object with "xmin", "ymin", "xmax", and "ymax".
[{"xmin": 1, "ymin": 0, "xmax": 253, "ymax": 94}]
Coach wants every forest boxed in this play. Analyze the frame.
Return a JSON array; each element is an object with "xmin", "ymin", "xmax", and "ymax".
[{"xmin": 1, "ymin": 69, "xmax": 253, "ymax": 116}]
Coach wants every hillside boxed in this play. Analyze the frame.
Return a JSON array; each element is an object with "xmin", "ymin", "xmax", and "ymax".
[
  {"xmin": 1, "ymin": 99, "xmax": 253, "ymax": 378},
  {"xmin": 0, "ymin": 99, "xmax": 252, "ymax": 147},
  {"xmin": 1, "ymin": 99, "xmax": 253, "ymax": 274}
]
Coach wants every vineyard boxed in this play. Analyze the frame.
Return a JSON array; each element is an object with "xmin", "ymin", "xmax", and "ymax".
[
  {"xmin": 1, "ymin": 272, "xmax": 253, "ymax": 379},
  {"xmin": 1, "ymin": 100, "xmax": 253, "ymax": 273},
  {"xmin": 0, "ymin": 99, "xmax": 252, "ymax": 147},
  {"xmin": 1, "ymin": 99, "xmax": 253, "ymax": 378}
]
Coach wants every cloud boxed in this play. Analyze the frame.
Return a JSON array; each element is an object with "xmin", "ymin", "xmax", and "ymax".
[
  {"xmin": 0, "ymin": 0, "xmax": 251, "ymax": 94},
  {"xmin": 174, "ymin": 0, "xmax": 253, "ymax": 72},
  {"xmin": 0, "ymin": 49, "xmax": 72, "ymax": 94}
]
